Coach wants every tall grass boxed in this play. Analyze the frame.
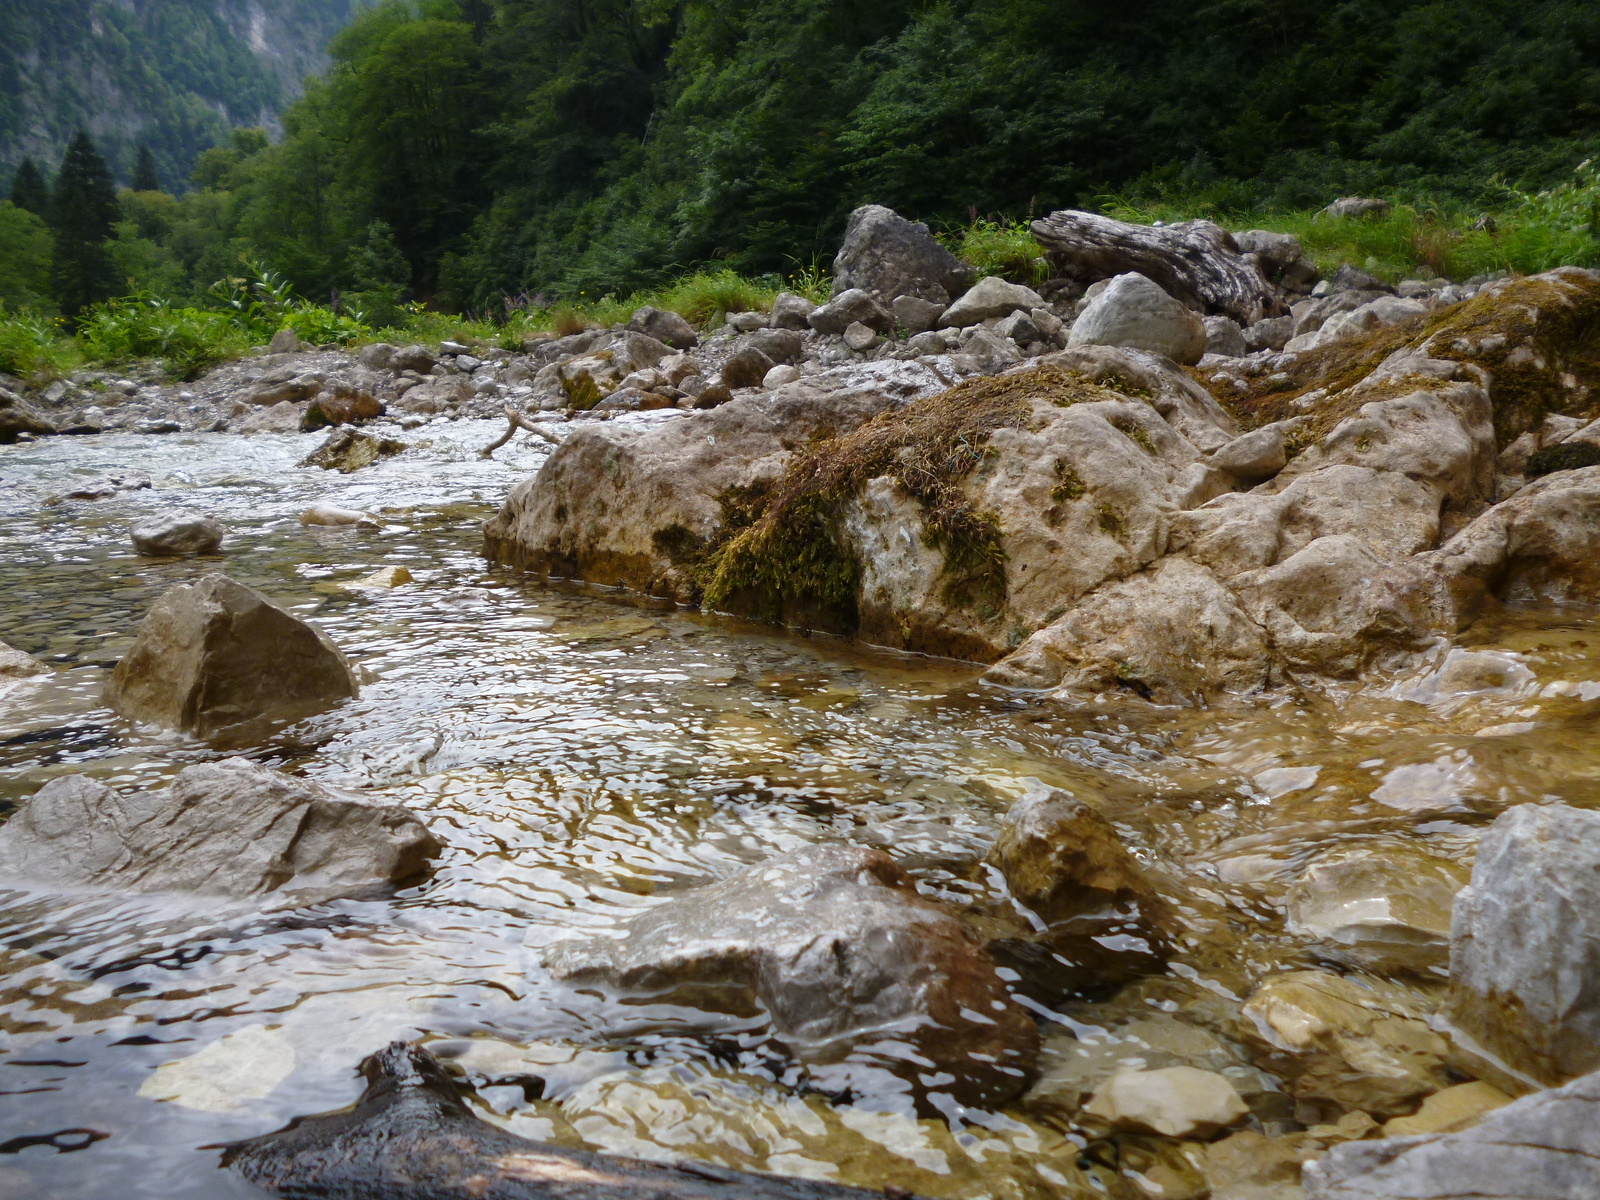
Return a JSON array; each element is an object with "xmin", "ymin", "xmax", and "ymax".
[{"xmin": 0, "ymin": 305, "xmax": 76, "ymax": 383}]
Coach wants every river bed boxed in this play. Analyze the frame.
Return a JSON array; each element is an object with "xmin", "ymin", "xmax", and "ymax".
[{"xmin": 2, "ymin": 418, "xmax": 1599, "ymax": 1199}]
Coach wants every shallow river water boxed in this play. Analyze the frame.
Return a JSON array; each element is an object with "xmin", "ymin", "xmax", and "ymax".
[{"xmin": 2, "ymin": 417, "xmax": 1599, "ymax": 1199}]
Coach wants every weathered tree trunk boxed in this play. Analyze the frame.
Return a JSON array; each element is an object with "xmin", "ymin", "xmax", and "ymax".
[
  {"xmin": 224, "ymin": 1042, "xmax": 922, "ymax": 1200},
  {"xmin": 1030, "ymin": 210, "xmax": 1284, "ymax": 325}
]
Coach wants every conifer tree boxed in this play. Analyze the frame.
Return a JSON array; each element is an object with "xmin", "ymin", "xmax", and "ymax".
[
  {"xmin": 131, "ymin": 144, "xmax": 161, "ymax": 192},
  {"xmin": 49, "ymin": 131, "xmax": 122, "ymax": 319},
  {"xmin": 8, "ymin": 158, "xmax": 50, "ymax": 218}
]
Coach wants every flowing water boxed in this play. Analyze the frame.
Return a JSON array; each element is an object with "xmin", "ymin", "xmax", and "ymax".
[{"xmin": 2, "ymin": 417, "xmax": 1599, "ymax": 1199}]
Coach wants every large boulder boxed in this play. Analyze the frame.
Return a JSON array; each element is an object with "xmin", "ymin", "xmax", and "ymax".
[
  {"xmin": 130, "ymin": 510, "xmax": 226, "ymax": 557},
  {"xmin": 938, "ymin": 276, "xmax": 1046, "ymax": 327},
  {"xmin": 628, "ymin": 306, "xmax": 698, "ymax": 350},
  {"xmin": 0, "ymin": 758, "xmax": 439, "ymax": 905},
  {"xmin": 829, "ymin": 204, "xmax": 976, "ymax": 305},
  {"xmin": 0, "ymin": 386, "xmax": 55, "ymax": 442},
  {"xmin": 1449, "ymin": 802, "xmax": 1600, "ymax": 1087},
  {"xmin": 542, "ymin": 843, "xmax": 1039, "ymax": 1107},
  {"xmin": 1303, "ymin": 1067, "xmax": 1600, "ymax": 1199},
  {"xmin": 104, "ymin": 573, "xmax": 360, "ymax": 738},
  {"xmin": 1068, "ymin": 273, "xmax": 1208, "ymax": 364},
  {"xmin": 807, "ymin": 287, "xmax": 894, "ymax": 335}
]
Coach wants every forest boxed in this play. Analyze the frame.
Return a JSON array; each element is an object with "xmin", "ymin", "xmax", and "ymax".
[{"xmin": 3, "ymin": 0, "xmax": 1600, "ymax": 340}]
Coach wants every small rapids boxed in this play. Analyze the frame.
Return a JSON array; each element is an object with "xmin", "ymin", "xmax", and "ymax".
[{"xmin": 2, "ymin": 417, "xmax": 1599, "ymax": 1199}]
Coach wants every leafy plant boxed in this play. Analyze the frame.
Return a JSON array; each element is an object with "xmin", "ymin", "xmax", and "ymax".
[
  {"xmin": 77, "ymin": 296, "xmax": 248, "ymax": 379},
  {"xmin": 0, "ymin": 305, "xmax": 75, "ymax": 382}
]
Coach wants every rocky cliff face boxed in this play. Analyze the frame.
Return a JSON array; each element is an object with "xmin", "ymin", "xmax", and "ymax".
[{"xmin": 0, "ymin": 0, "xmax": 355, "ymax": 186}]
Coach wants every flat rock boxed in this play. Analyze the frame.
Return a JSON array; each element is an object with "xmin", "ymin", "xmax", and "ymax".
[
  {"xmin": 45, "ymin": 469, "xmax": 152, "ymax": 504},
  {"xmin": 300, "ymin": 427, "xmax": 406, "ymax": 473},
  {"xmin": 808, "ymin": 287, "xmax": 894, "ymax": 335},
  {"xmin": 1449, "ymin": 802, "xmax": 1600, "ymax": 1086},
  {"xmin": 130, "ymin": 510, "xmax": 226, "ymax": 556},
  {"xmin": 1084, "ymin": 1066, "xmax": 1248, "ymax": 1138},
  {"xmin": 1379, "ymin": 1080, "xmax": 1512, "ymax": 1138},
  {"xmin": 939, "ymin": 276, "xmax": 1045, "ymax": 327},
  {"xmin": 1068, "ymin": 272, "xmax": 1207, "ymax": 364},
  {"xmin": 1208, "ymin": 427, "xmax": 1287, "ymax": 482},
  {"xmin": 543, "ymin": 843, "xmax": 1039, "ymax": 1107},
  {"xmin": 829, "ymin": 204, "xmax": 975, "ymax": 304},
  {"xmin": 1286, "ymin": 844, "xmax": 1465, "ymax": 974},
  {"xmin": 301, "ymin": 502, "xmax": 376, "ymax": 526},
  {"xmin": 104, "ymin": 573, "xmax": 360, "ymax": 737},
  {"xmin": 0, "ymin": 758, "xmax": 439, "ymax": 905}
]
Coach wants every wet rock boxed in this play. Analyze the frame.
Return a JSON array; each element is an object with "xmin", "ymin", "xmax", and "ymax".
[
  {"xmin": 1208, "ymin": 427, "xmax": 1287, "ymax": 482},
  {"xmin": 1286, "ymin": 845, "xmax": 1465, "ymax": 974},
  {"xmin": 593, "ymin": 388, "xmax": 675, "ymax": 412},
  {"xmin": 1239, "ymin": 970, "xmax": 1453, "ymax": 1118},
  {"xmin": 236, "ymin": 399, "xmax": 306, "ymax": 434},
  {"xmin": 1084, "ymin": 1067, "xmax": 1249, "ymax": 1138},
  {"xmin": 104, "ymin": 573, "xmax": 360, "ymax": 737},
  {"xmin": 390, "ymin": 344, "xmax": 436, "ymax": 374},
  {"xmin": 628, "ymin": 306, "xmax": 699, "ymax": 350},
  {"xmin": 843, "ymin": 321, "xmax": 879, "ymax": 352},
  {"xmin": 357, "ymin": 342, "xmax": 396, "ymax": 371},
  {"xmin": 829, "ymin": 204, "xmax": 975, "ymax": 304},
  {"xmin": 130, "ymin": 510, "xmax": 226, "ymax": 557},
  {"xmin": 301, "ymin": 502, "xmax": 376, "ymax": 526},
  {"xmin": 1378, "ymin": 1080, "xmax": 1511, "ymax": 1137},
  {"xmin": 303, "ymin": 385, "xmax": 383, "ymax": 429},
  {"xmin": 720, "ymin": 345, "xmax": 776, "ymax": 389},
  {"xmin": 1303, "ymin": 1068, "xmax": 1600, "ymax": 1199},
  {"xmin": 0, "ymin": 640, "xmax": 47, "ymax": 679},
  {"xmin": 1068, "ymin": 272, "xmax": 1207, "ymax": 364},
  {"xmin": 0, "ymin": 758, "xmax": 438, "ymax": 903},
  {"xmin": 1203, "ymin": 315, "xmax": 1247, "ymax": 358},
  {"xmin": 1202, "ymin": 1130, "xmax": 1319, "ymax": 1200},
  {"xmin": 352, "ymin": 565, "xmax": 412, "ymax": 588},
  {"xmin": 893, "ymin": 294, "xmax": 946, "ymax": 334},
  {"xmin": 939, "ymin": 276, "xmax": 1046, "ymax": 327},
  {"xmin": 770, "ymin": 291, "xmax": 818, "ymax": 331},
  {"xmin": 543, "ymin": 843, "xmax": 1039, "ymax": 1108},
  {"xmin": 1449, "ymin": 802, "xmax": 1600, "ymax": 1087},
  {"xmin": 266, "ymin": 327, "xmax": 303, "ymax": 354},
  {"xmin": 300, "ymin": 427, "xmax": 407, "ymax": 473},
  {"xmin": 224, "ymin": 1041, "xmax": 908, "ymax": 1200},
  {"xmin": 45, "ymin": 468, "xmax": 153, "ymax": 504},
  {"xmin": 0, "ymin": 386, "xmax": 55, "ymax": 442},
  {"xmin": 807, "ymin": 287, "xmax": 894, "ymax": 335}
]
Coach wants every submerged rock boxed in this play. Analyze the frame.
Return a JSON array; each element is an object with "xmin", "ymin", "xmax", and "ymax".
[
  {"xmin": 45, "ymin": 469, "xmax": 152, "ymax": 504},
  {"xmin": 300, "ymin": 427, "xmax": 406, "ymax": 473},
  {"xmin": 0, "ymin": 758, "xmax": 439, "ymax": 904},
  {"xmin": 1084, "ymin": 1067, "xmax": 1249, "ymax": 1138},
  {"xmin": 1303, "ymin": 1067, "xmax": 1600, "ymax": 1199},
  {"xmin": 130, "ymin": 509, "xmax": 226, "ymax": 557},
  {"xmin": 1449, "ymin": 802, "xmax": 1600, "ymax": 1087},
  {"xmin": 104, "ymin": 573, "xmax": 360, "ymax": 737},
  {"xmin": 224, "ymin": 1041, "xmax": 912, "ymax": 1200},
  {"xmin": 1285, "ymin": 844, "xmax": 1465, "ymax": 974},
  {"xmin": 543, "ymin": 843, "xmax": 1039, "ymax": 1108}
]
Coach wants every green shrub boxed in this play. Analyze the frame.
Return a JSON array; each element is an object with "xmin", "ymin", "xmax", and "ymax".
[
  {"xmin": 0, "ymin": 305, "xmax": 76, "ymax": 382},
  {"xmin": 282, "ymin": 303, "xmax": 369, "ymax": 346},
  {"xmin": 944, "ymin": 219, "xmax": 1049, "ymax": 284},
  {"xmin": 77, "ymin": 297, "xmax": 248, "ymax": 379}
]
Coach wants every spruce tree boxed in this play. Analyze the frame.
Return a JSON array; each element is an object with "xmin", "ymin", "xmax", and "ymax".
[
  {"xmin": 131, "ymin": 144, "xmax": 161, "ymax": 192},
  {"xmin": 9, "ymin": 158, "xmax": 50, "ymax": 218},
  {"xmin": 49, "ymin": 131, "xmax": 121, "ymax": 319}
]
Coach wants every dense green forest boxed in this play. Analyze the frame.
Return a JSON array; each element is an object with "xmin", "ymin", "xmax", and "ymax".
[
  {"xmin": 4, "ymin": 0, "xmax": 1600, "ymax": 330},
  {"xmin": 0, "ymin": 0, "xmax": 356, "ymax": 189}
]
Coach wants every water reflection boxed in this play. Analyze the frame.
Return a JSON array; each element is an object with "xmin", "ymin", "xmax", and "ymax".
[{"xmin": 2, "ymin": 421, "xmax": 1599, "ymax": 1198}]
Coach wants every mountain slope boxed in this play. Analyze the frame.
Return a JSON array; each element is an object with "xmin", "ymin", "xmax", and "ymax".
[{"xmin": 0, "ymin": 0, "xmax": 356, "ymax": 188}]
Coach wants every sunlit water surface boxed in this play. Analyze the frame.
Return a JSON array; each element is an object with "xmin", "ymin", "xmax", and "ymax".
[{"xmin": 2, "ymin": 418, "xmax": 1598, "ymax": 1199}]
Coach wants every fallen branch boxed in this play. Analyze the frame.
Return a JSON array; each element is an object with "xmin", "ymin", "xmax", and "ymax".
[
  {"xmin": 1030, "ymin": 210, "xmax": 1284, "ymax": 325},
  {"xmin": 480, "ymin": 405, "xmax": 562, "ymax": 457}
]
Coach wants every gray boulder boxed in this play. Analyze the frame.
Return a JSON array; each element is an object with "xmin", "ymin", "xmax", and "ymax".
[
  {"xmin": 390, "ymin": 344, "xmax": 437, "ymax": 374},
  {"xmin": 1303, "ymin": 1067, "xmax": 1600, "ymax": 1199},
  {"xmin": 1449, "ymin": 802, "xmax": 1600, "ymax": 1086},
  {"xmin": 807, "ymin": 287, "xmax": 894, "ymax": 335},
  {"xmin": 743, "ymin": 327, "xmax": 804, "ymax": 364},
  {"xmin": 892, "ymin": 294, "xmax": 946, "ymax": 334},
  {"xmin": 1326, "ymin": 264, "xmax": 1396, "ymax": 295},
  {"xmin": 842, "ymin": 321, "xmax": 880, "ymax": 351},
  {"xmin": 719, "ymin": 345, "xmax": 776, "ymax": 389},
  {"xmin": 1207, "ymin": 427, "xmax": 1287, "ymax": 482},
  {"xmin": 0, "ymin": 758, "xmax": 440, "ymax": 905},
  {"xmin": 1243, "ymin": 315, "xmax": 1295, "ymax": 352},
  {"xmin": 1068, "ymin": 272, "xmax": 1207, "ymax": 364},
  {"xmin": 938, "ymin": 276, "xmax": 1046, "ymax": 327},
  {"xmin": 104, "ymin": 573, "xmax": 360, "ymax": 738},
  {"xmin": 130, "ymin": 510, "xmax": 226, "ymax": 557},
  {"xmin": 829, "ymin": 203, "xmax": 975, "ymax": 304},
  {"xmin": 267, "ymin": 327, "xmax": 303, "ymax": 354},
  {"xmin": 0, "ymin": 386, "xmax": 55, "ymax": 443},
  {"xmin": 357, "ymin": 342, "xmax": 396, "ymax": 371},
  {"xmin": 543, "ymin": 843, "xmax": 1038, "ymax": 1107},
  {"xmin": 995, "ymin": 309, "xmax": 1043, "ymax": 345},
  {"xmin": 1202, "ymin": 315, "xmax": 1247, "ymax": 358},
  {"xmin": 769, "ymin": 292, "xmax": 817, "ymax": 330}
]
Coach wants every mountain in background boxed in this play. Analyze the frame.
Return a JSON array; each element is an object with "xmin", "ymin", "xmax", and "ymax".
[{"xmin": 0, "ymin": 0, "xmax": 357, "ymax": 189}]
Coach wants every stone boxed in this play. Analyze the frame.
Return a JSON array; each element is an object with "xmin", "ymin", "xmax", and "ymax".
[
  {"xmin": 352, "ymin": 565, "xmax": 412, "ymax": 588},
  {"xmin": 1309, "ymin": 295, "xmax": 1428, "ymax": 347},
  {"xmin": 390, "ymin": 344, "xmax": 437, "ymax": 374},
  {"xmin": 1286, "ymin": 845, "xmax": 1466, "ymax": 974},
  {"xmin": 45, "ymin": 469, "xmax": 153, "ymax": 504},
  {"xmin": 690, "ymin": 381, "xmax": 734, "ymax": 409},
  {"xmin": 1379, "ymin": 1081, "xmax": 1512, "ymax": 1138},
  {"xmin": 542, "ymin": 843, "xmax": 1038, "ymax": 1107},
  {"xmin": 1084, "ymin": 1067, "xmax": 1249, "ymax": 1138},
  {"xmin": 842, "ymin": 321, "xmax": 879, "ymax": 352},
  {"xmin": 995, "ymin": 309, "xmax": 1043, "ymax": 345},
  {"xmin": 0, "ymin": 640, "xmax": 47, "ymax": 679},
  {"xmin": 130, "ymin": 510, "xmax": 226, "ymax": 557},
  {"xmin": 1203, "ymin": 314, "xmax": 1247, "ymax": 357},
  {"xmin": 829, "ymin": 204, "xmax": 975, "ymax": 304},
  {"xmin": 762, "ymin": 364, "xmax": 801, "ymax": 389},
  {"xmin": 357, "ymin": 342, "xmax": 396, "ymax": 371},
  {"xmin": 301, "ymin": 502, "xmax": 377, "ymax": 526},
  {"xmin": 103, "ymin": 574, "xmax": 360, "ymax": 737},
  {"xmin": 300, "ymin": 428, "xmax": 406, "ymax": 473},
  {"xmin": 769, "ymin": 291, "xmax": 817, "ymax": 331},
  {"xmin": 1202, "ymin": 1130, "xmax": 1318, "ymax": 1200},
  {"xmin": 243, "ymin": 372, "xmax": 324, "ymax": 407},
  {"xmin": 1321, "ymin": 197, "xmax": 1392, "ymax": 220},
  {"xmin": 235, "ymin": 400, "xmax": 305, "ymax": 434},
  {"xmin": 592, "ymin": 388, "xmax": 674, "ymax": 412},
  {"xmin": 905, "ymin": 330, "xmax": 947, "ymax": 356},
  {"xmin": 939, "ymin": 276, "xmax": 1047, "ymax": 327},
  {"xmin": 892, "ymin": 294, "xmax": 946, "ymax": 334},
  {"xmin": 1239, "ymin": 970, "xmax": 1454, "ymax": 1117},
  {"xmin": 807, "ymin": 287, "xmax": 894, "ymax": 335},
  {"xmin": 0, "ymin": 758, "xmax": 439, "ymax": 904},
  {"xmin": 1303, "ymin": 1068, "xmax": 1600, "ymax": 1199},
  {"xmin": 720, "ymin": 345, "xmax": 777, "ymax": 389},
  {"xmin": 960, "ymin": 325, "xmax": 1022, "ymax": 370},
  {"xmin": 1069, "ymin": 272, "xmax": 1208, "ymax": 364},
  {"xmin": 1234, "ymin": 228, "xmax": 1309, "ymax": 273},
  {"xmin": 725, "ymin": 310, "xmax": 769, "ymax": 332},
  {"xmin": 1449, "ymin": 802, "xmax": 1600, "ymax": 1087},
  {"xmin": 267, "ymin": 327, "xmax": 303, "ymax": 354},
  {"xmin": 1326, "ymin": 263, "xmax": 1395, "ymax": 295},
  {"xmin": 744, "ymin": 328, "xmax": 804, "ymax": 364},
  {"xmin": 304, "ymin": 385, "xmax": 384, "ymax": 429},
  {"xmin": 0, "ymin": 386, "xmax": 55, "ymax": 442},
  {"xmin": 1244, "ymin": 314, "xmax": 1295, "ymax": 352},
  {"xmin": 1208, "ymin": 427, "xmax": 1287, "ymax": 482}
]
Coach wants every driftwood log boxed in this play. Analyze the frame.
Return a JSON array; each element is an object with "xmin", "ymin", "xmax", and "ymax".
[
  {"xmin": 1030, "ymin": 210, "xmax": 1284, "ymax": 326},
  {"xmin": 481, "ymin": 406, "xmax": 563, "ymax": 458},
  {"xmin": 223, "ymin": 1041, "xmax": 924, "ymax": 1200}
]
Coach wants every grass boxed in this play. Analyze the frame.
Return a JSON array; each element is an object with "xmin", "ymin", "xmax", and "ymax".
[
  {"xmin": 0, "ymin": 305, "xmax": 77, "ymax": 383},
  {"xmin": 940, "ymin": 219, "xmax": 1051, "ymax": 284}
]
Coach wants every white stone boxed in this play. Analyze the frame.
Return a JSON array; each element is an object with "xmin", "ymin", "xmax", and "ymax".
[
  {"xmin": 1068, "ymin": 273, "xmax": 1207, "ymax": 364},
  {"xmin": 1084, "ymin": 1067, "xmax": 1248, "ymax": 1137}
]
